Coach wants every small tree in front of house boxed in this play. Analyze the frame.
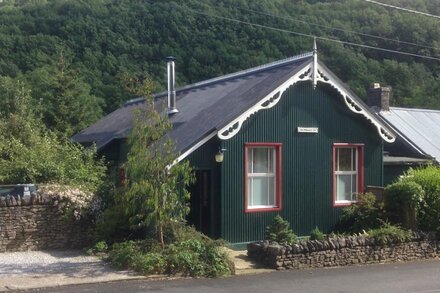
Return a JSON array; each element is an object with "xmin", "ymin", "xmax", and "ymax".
[
  {"xmin": 265, "ymin": 215, "xmax": 297, "ymax": 245},
  {"xmin": 123, "ymin": 78, "xmax": 193, "ymax": 248}
]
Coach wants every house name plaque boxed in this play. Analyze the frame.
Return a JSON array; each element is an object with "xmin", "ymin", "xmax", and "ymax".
[{"xmin": 297, "ymin": 127, "xmax": 319, "ymax": 133}]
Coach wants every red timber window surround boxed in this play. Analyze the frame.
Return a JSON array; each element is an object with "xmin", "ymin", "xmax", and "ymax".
[
  {"xmin": 332, "ymin": 143, "xmax": 364, "ymax": 207},
  {"xmin": 244, "ymin": 143, "xmax": 282, "ymax": 213}
]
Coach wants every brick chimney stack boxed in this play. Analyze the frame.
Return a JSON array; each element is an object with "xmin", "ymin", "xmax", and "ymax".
[{"xmin": 367, "ymin": 83, "xmax": 391, "ymax": 112}]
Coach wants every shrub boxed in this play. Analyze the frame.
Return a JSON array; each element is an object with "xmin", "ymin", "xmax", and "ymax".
[
  {"xmin": 86, "ymin": 241, "xmax": 108, "ymax": 255},
  {"xmin": 335, "ymin": 193, "xmax": 386, "ymax": 233},
  {"xmin": 108, "ymin": 241, "xmax": 140, "ymax": 270},
  {"xmin": 95, "ymin": 193, "xmax": 132, "ymax": 243},
  {"xmin": 107, "ymin": 237, "xmax": 232, "ymax": 277},
  {"xmin": 265, "ymin": 215, "xmax": 297, "ymax": 244},
  {"xmin": 133, "ymin": 253, "xmax": 165, "ymax": 275},
  {"xmin": 367, "ymin": 222, "xmax": 413, "ymax": 245},
  {"xmin": 401, "ymin": 166, "xmax": 440, "ymax": 231},
  {"xmin": 309, "ymin": 227, "xmax": 325, "ymax": 240},
  {"xmin": 0, "ymin": 77, "xmax": 106, "ymax": 218},
  {"xmin": 202, "ymin": 243, "xmax": 234, "ymax": 277},
  {"xmin": 166, "ymin": 247, "xmax": 205, "ymax": 276},
  {"xmin": 384, "ymin": 181, "xmax": 423, "ymax": 229},
  {"xmin": 165, "ymin": 239, "xmax": 231, "ymax": 277},
  {"xmin": 164, "ymin": 222, "xmax": 208, "ymax": 243}
]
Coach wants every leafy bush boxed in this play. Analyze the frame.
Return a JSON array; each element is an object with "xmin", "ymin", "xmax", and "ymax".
[
  {"xmin": 95, "ymin": 190, "xmax": 133, "ymax": 243},
  {"xmin": 133, "ymin": 253, "xmax": 165, "ymax": 275},
  {"xmin": 107, "ymin": 237, "xmax": 232, "ymax": 277},
  {"xmin": 164, "ymin": 222, "xmax": 208, "ymax": 243},
  {"xmin": 400, "ymin": 166, "xmax": 440, "ymax": 231},
  {"xmin": 108, "ymin": 241, "xmax": 140, "ymax": 270},
  {"xmin": 86, "ymin": 241, "xmax": 108, "ymax": 255},
  {"xmin": 367, "ymin": 222, "xmax": 413, "ymax": 246},
  {"xmin": 166, "ymin": 243, "xmax": 205, "ymax": 276},
  {"xmin": 335, "ymin": 193, "xmax": 386, "ymax": 233},
  {"xmin": 165, "ymin": 239, "xmax": 231, "ymax": 277},
  {"xmin": 384, "ymin": 181, "xmax": 424, "ymax": 229},
  {"xmin": 310, "ymin": 227, "xmax": 325, "ymax": 240},
  {"xmin": 265, "ymin": 215, "xmax": 297, "ymax": 244}
]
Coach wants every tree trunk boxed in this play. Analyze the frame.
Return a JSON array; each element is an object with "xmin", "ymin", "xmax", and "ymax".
[{"xmin": 159, "ymin": 223, "xmax": 164, "ymax": 249}]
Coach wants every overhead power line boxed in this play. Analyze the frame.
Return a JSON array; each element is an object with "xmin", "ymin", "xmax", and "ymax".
[
  {"xmin": 183, "ymin": 6, "xmax": 440, "ymax": 62},
  {"xmin": 231, "ymin": 6, "xmax": 439, "ymax": 51},
  {"xmin": 360, "ymin": 0, "xmax": 440, "ymax": 19}
]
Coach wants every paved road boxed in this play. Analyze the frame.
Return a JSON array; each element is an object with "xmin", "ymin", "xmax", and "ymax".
[{"xmin": 25, "ymin": 259, "xmax": 440, "ymax": 293}]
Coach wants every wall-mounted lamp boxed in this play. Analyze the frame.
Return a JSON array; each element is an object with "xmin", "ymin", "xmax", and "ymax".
[{"xmin": 215, "ymin": 148, "xmax": 227, "ymax": 163}]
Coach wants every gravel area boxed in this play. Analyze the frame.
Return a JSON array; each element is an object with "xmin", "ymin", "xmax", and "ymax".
[
  {"xmin": 0, "ymin": 250, "xmax": 146, "ymax": 291},
  {"xmin": 0, "ymin": 250, "xmax": 102, "ymax": 276}
]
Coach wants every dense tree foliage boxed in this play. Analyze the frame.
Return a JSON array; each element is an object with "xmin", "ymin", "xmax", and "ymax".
[
  {"xmin": 0, "ymin": 0, "xmax": 439, "ymax": 134},
  {"xmin": 0, "ymin": 76, "xmax": 106, "ymax": 191}
]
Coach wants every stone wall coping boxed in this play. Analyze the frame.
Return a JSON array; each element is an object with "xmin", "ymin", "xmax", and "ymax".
[
  {"xmin": 248, "ymin": 233, "xmax": 436, "ymax": 256},
  {"xmin": 0, "ymin": 192, "xmax": 66, "ymax": 207}
]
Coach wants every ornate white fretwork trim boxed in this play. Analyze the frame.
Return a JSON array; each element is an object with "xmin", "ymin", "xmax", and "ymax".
[
  {"xmin": 217, "ymin": 61, "xmax": 396, "ymax": 143},
  {"xmin": 217, "ymin": 64, "xmax": 313, "ymax": 140},
  {"xmin": 314, "ymin": 65, "xmax": 395, "ymax": 143}
]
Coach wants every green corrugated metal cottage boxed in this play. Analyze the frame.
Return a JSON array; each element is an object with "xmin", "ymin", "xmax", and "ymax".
[{"xmin": 73, "ymin": 48, "xmax": 396, "ymax": 244}]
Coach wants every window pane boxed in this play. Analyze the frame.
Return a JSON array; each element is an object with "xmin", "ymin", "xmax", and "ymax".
[
  {"xmin": 268, "ymin": 149, "xmax": 273, "ymax": 173},
  {"xmin": 253, "ymin": 148, "xmax": 269, "ymax": 173},
  {"xmin": 247, "ymin": 178, "xmax": 252, "ymax": 206},
  {"xmin": 352, "ymin": 174, "xmax": 358, "ymax": 199},
  {"xmin": 251, "ymin": 177, "xmax": 269, "ymax": 206},
  {"xmin": 268, "ymin": 177, "xmax": 275, "ymax": 206},
  {"xmin": 337, "ymin": 174, "xmax": 352, "ymax": 201},
  {"xmin": 247, "ymin": 149, "xmax": 252, "ymax": 173},
  {"xmin": 338, "ymin": 148, "xmax": 353, "ymax": 171}
]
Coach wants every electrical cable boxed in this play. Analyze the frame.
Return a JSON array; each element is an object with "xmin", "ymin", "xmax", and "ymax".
[
  {"xmin": 229, "ymin": 5, "xmax": 439, "ymax": 51},
  {"xmin": 182, "ymin": 6, "xmax": 440, "ymax": 62},
  {"xmin": 360, "ymin": 0, "xmax": 440, "ymax": 19}
]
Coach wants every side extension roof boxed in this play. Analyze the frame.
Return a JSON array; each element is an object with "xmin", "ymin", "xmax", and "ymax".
[{"xmin": 379, "ymin": 107, "xmax": 440, "ymax": 162}]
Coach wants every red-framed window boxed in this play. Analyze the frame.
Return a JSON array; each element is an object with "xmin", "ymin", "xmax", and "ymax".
[
  {"xmin": 332, "ymin": 143, "xmax": 364, "ymax": 207},
  {"xmin": 244, "ymin": 143, "xmax": 282, "ymax": 213}
]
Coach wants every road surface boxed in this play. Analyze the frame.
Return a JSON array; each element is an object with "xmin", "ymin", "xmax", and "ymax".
[{"xmin": 26, "ymin": 259, "xmax": 440, "ymax": 293}]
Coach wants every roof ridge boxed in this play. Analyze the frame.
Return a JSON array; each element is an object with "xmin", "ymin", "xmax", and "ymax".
[{"xmin": 124, "ymin": 52, "xmax": 313, "ymax": 106}]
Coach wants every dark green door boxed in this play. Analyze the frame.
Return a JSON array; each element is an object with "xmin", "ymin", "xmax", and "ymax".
[{"xmin": 188, "ymin": 170, "xmax": 211, "ymax": 236}]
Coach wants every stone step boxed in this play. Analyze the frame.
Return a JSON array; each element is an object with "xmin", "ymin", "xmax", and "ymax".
[{"xmin": 223, "ymin": 248, "xmax": 274, "ymax": 275}]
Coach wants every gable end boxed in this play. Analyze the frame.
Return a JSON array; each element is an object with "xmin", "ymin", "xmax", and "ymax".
[{"xmin": 217, "ymin": 60, "xmax": 396, "ymax": 143}]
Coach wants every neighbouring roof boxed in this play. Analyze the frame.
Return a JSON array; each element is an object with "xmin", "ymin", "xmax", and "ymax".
[
  {"xmin": 379, "ymin": 107, "xmax": 440, "ymax": 162},
  {"xmin": 73, "ymin": 51, "xmax": 395, "ymax": 160}
]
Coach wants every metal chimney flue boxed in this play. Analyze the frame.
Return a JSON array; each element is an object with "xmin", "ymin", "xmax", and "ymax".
[{"xmin": 166, "ymin": 56, "xmax": 178, "ymax": 115}]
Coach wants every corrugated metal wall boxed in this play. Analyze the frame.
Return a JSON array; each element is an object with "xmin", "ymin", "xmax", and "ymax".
[
  {"xmin": 220, "ymin": 82, "xmax": 383, "ymax": 243},
  {"xmin": 384, "ymin": 164, "xmax": 408, "ymax": 186}
]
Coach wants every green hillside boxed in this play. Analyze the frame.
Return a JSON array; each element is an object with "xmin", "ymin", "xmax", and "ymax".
[{"xmin": 0, "ymin": 0, "xmax": 439, "ymax": 135}]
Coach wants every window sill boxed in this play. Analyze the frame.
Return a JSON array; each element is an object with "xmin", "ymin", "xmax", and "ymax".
[
  {"xmin": 245, "ymin": 206, "xmax": 281, "ymax": 213},
  {"xmin": 333, "ymin": 201, "xmax": 357, "ymax": 207}
]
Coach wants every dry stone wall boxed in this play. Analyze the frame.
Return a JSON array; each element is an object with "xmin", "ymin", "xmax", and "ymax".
[
  {"xmin": 248, "ymin": 235, "xmax": 439, "ymax": 270},
  {"xmin": 0, "ymin": 193, "xmax": 91, "ymax": 252}
]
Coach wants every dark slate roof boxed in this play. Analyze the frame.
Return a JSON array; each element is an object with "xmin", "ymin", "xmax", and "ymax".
[
  {"xmin": 379, "ymin": 107, "xmax": 440, "ymax": 162},
  {"xmin": 72, "ymin": 52, "xmax": 313, "ymax": 153}
]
